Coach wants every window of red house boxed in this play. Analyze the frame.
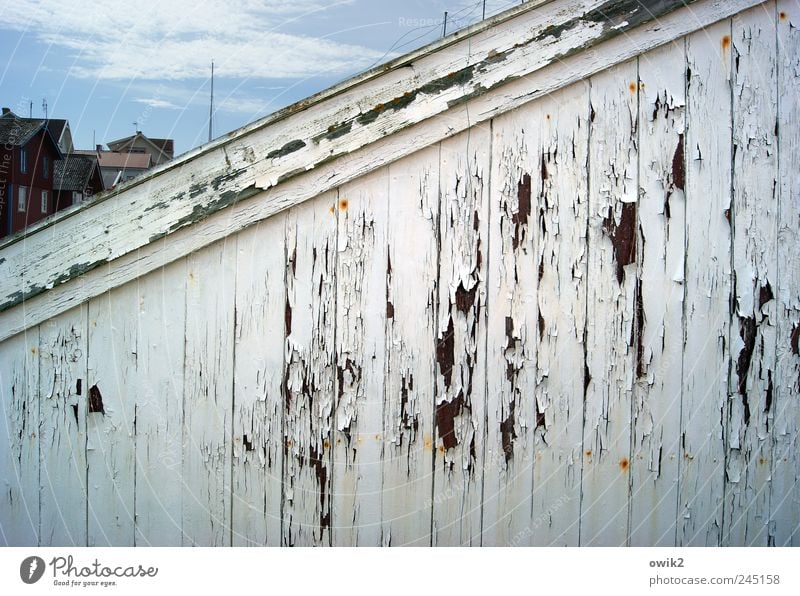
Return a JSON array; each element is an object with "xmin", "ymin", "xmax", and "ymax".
[
  {"xmin": 43, "ymin": 156, "xmax": 50, "ymax": 178},
  {"xmin": 20, "ymin": 149, "xmax": 28, "ymax": 173},
  {"xmin": 41, "ymin": 190, "xmax": 48, "ymax": 213},
  {"xmin": 18, "ymin": 186, "xmax": 27, "ymax": 212}
]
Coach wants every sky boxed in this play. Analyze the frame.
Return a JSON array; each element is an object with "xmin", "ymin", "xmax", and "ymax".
[{"xmin": 0, "ymin": 0, "xmax": 520, "ymax": 157}]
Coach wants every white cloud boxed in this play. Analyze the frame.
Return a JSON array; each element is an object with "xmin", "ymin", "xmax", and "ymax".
[
  {"xmin": 2, "ymin": 0, "xmax": 386, "ymax": 80},
  {"xmin": 134, "ymin": 98, "xmax": 182, "ymax": 109}
]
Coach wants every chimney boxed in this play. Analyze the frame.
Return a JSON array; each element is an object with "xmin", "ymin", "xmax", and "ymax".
[
  {"xmin": 2, "ymin": 107, "xmax": 10, "ymax": 115},
  {"xmin": 96, "ymin": 144, "xmax": 103, "ymax": 152}
]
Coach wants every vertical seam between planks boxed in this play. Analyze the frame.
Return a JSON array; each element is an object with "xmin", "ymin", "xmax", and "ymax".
[
  {"xmin": 279, "ymin": 217, "xmax": 288, "ymax": 546},
  {"xmin": 627, "ymin": 54, "xmax": 640, "ymax": 548},
  {"xmin": 722, "ymin": 14, "xmax": 735, "ymax": 547},
  {"xmin": 429, "ymin": 141, "xmax": 443, "ymax": 547},
  {"xmin": 578, "ymin": 76, "xmax": 593, "ymax": 548},
  {"xmin": 133, "ymin": 280, "xmax": 139, "ymax": 546},
  {"xmin": 479, "ymin": 118, "xmax": 494, "ymax": 547},
  {"xmin": 675, "ymin": 33, "xmax": 690, "ymax": 548},
  {"xmin": 330, "ymin": 189, "xmax": 339, "ymax": 547},
  {"xmin": 83, "ymin": 301, "xmax": 89, "ymax": 546},
  {"xmin": 380, "ymin": 166, "xmax": 391, "ymax": 547},
  {"xmin": 229, "ymin": 236, "xmax": 238, "ymax": 547},
  {"xmin": 181, "ymin": 257, "xmax": 189, "ymax": 546},
  {"xmin": 768, "ymin": 0, "xmax": 780, "ymax": 547}
]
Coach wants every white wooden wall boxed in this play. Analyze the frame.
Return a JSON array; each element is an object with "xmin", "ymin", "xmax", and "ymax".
[{"xmin": 1, "ymin": 1, "xmax": 798, "ymax": 547}]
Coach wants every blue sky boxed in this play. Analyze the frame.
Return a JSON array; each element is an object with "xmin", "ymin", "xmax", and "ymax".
[{"xmin": 0, "ymin": 0, "xmax": 518, "ymax": 156}]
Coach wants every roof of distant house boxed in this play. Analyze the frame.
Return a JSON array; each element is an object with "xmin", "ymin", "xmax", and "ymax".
[
  {"xmin": 0, "ymin": 111, "xmax": 47, "ymax": 146},
  {"xmin": 107, "ymin": 132, "xmax": 173, "ymax": 157},
  {"xmin": 53, "ymin": 154, "xmax": 101, "ymax": 192},
  {"xmin": 74, "ymin": 149, "xmax": 151, "ymax": 169}
]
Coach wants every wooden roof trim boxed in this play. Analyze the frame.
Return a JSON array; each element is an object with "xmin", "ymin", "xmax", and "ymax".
[{"xmin": 0, "ymin": 0, "xmax": 765, "ymax": 341}]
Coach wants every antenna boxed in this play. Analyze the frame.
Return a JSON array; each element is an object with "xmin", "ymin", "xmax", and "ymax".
[
  {"xmin": 442, "ymin": 11, "xmax": 448, "ymax": 37},
  {"xmin": 133, "ymin": 121, "xmax": 139, "ymax": 134},
  {"xmin": 208, "ymin": 60, "xmax": 214, "ymax": 143},
  {"xmin": 482, "ymin": 1, "xmax": 486, "ymax": 20},
  {"xmin": 42, "ymin": 98, "xmax": 47, "ymax": 120},
  {"xmin": 29, "ymin": 101, "xmax": 32, "ymax": 118}
]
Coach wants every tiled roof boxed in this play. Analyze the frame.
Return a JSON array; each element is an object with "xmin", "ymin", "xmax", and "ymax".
[
  {"xmin": 53, "ymin": 155, "xmax": 97, "ymax": 191},
  {"xmin": 0, "ymin": 112, "xmax": 46, "ymax": 146}
]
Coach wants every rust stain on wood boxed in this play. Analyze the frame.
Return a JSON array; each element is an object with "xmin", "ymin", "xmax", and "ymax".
[
  {"xmin": 500, "ymin": 401, "xmax": 516, "ymax": 464},
  {"xmin": 512, "ymin": 173, "xmax": 532, "ymax": 251},
  {"xmin": 736, "ymin": 316, "xmax": 757, "ymax": 425},
  {"xmin": 672, "ymin": 133, "xmax": 685, "ymax": 191},
  {"xmin": 602, "ymin": 202, "xmax": 637, "ymax": 285},
  {"xmin": 88, "ymin": 384, "xmax": 104, "ymax": 414},
  {"xmin": 435, "ymin": 392, "xmax": 464, "ymax": 451}
]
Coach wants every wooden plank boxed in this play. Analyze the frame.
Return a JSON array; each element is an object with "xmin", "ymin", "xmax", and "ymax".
[
  {"xmin": 381, "ymin": 146, "xmax": 439, "ymax": 546},
  {"xmin": 39, "ymin": 305, "xmax": 88, "ymax": 546},
  {"xmin": 0, "ymin": 329, "xmax": 39, "ymax": 546},
  {"xmin": 133, "ymin": 259, "xmax": 186, "ymax": 546},
  {"xmin": 481, "ymin": 112, "xmax": 538, "ymax": 548},
  {"xmin": 431, "ymin": 127, "xmax": 490, "ymax": 546},
  {"xmin": 230, "ymin": 216, "xmax": 285, "ymax": 546},
  {"xmin": 770, "ymin": 0, "xmax": 800, "ymax": 547},
  {"xmin": 530, "ymin": 81, "xmax": 589, "ymax": 547},
  {"xmin": 86, "ymin": 285, "xmax": 137, "ymax": 546},
  {"xmin": 678, "ymin": 19, "xmax": 732, "ymax": 547},
  {"xmin": 724, "ymin": 1, "xmax": 778, "ymax": 547},
  {"xmin": 182, "ymin": 239, "xmax": 236, "ymax": 546},
  {"xmin": 331, "ymin": 169, "xmax": 389, "ymax": 546},
  {"xmin": 0, "ymin": 0, "xmax": 769, "ymax": 344},
  {"xmin": 580, "ymin": 59, "xmax": 638, "ymax": 547},
  {"xmin": 282, "ymin": 192, "xmax": 337, "ymax": 546},
  {"xmin": 629, "ymin": 40, "xmax": 686, "ymax": 547}
]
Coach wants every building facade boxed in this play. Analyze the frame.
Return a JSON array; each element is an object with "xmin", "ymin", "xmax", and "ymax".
[{"xmin": 0, "ymin": 110, "xmax": 63, "ymax": 238}]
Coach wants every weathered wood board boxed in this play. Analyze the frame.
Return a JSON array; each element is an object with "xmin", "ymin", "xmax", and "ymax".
[
  {"xmin": 1, "ymin": 0, "xmax": 798, "ymax": 548},
  {"xmin": 770, "ymin": 0, "xmax": 800, "ymax": 548},
  {"xmin": 629, "ymin": 40, "xmax": 686, "ymax": 547},
  {"xmin": 580, "ymin": 59, "xmax": 639, "ymax": 547},
  {"xmin": 724, "ymin": 1, "xmax": 778, "ymax": 547},
  {"xmin": 87, "ymin": 285, "xmax": 137, "ymax": 546},
  {"xmin": 431, "ymin": 127, "xmax": 490, "ymax": 546},
  {"xmin": 678, "ymin": 18, "xmax": 732, "ymax": 547},
  {"xmin": 133, "ymin": 260, "xmax": 187, "ymax": 546},
  {"xmin": 38, "ymin": 305, "xmax": 88, "ymax": 546},
  {"xmin": 381, "ymin": 146, "xmax": 439, "ymax": 547},
  {"xmin": 0, "ymin": 329, "xmax": 39, "ymax": 546},
  {"xmin": 282, "ymin": 192, "xmax": 337, "ymax": 546},
  {"xmin": 231, "ymin": 217, "xmax": 285, "ymax": 547},
  {"xmin": 182, "ymin": 240, "xmax": 236, "ymax": 546},
  {"xmin": 331, "ymin": 168, "xmax": 388, "ymax": 546},
  {"xmin": 482, "ymin": 112, "xmax": 538, "ymax": 547}
]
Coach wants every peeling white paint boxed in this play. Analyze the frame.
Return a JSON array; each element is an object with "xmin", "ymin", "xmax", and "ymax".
[{"xmin": 1, "ymin": 0, "xmax": 797, "ymax": 548}]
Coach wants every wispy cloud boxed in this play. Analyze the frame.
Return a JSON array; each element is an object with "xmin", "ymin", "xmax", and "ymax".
[
  {"xmin": 2, "ymin": 0, "xmax": 386, "ymax": 80},
  {"xmin": 133, "ymin": 98, "xmax": 182, "ymax": 109}
]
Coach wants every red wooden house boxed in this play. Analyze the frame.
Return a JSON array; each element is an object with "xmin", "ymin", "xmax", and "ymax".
[{"xmin": 0, "ymin": 109, "xmax": 63, "ymax": 238}]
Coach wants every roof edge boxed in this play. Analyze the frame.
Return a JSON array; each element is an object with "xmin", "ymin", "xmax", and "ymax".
[{"xmin": 0, "ymin": 0, "xmax": 554, "ymax": 250}]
